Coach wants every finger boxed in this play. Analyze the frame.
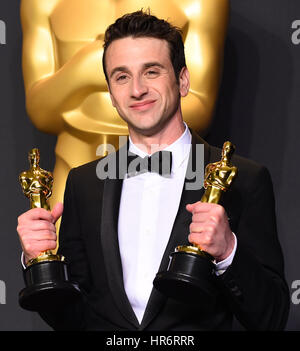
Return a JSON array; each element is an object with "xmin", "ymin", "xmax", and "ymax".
[
  {"xmin": 19, "ymin": 208, "xmax": 54, "ymax": 222},
  {"xmin": 51, "ymin": 202, "xmax": 64, "ymax": 224},
  {"xmin": 188, "ymin": 232, "xmax": 213, "ymax": 249},
  {"xmin": 195, "ymin": 202, "xmax": 219, "ymax": 213},
  {"xmin": 192, "ymin": 213, "xmax": 207, "ymax": 223},
  {"xmin": 188, "ymin": 232, "xmax": 201, "ymax": 244},
  {"xmin": 186, "ymin": 203, "xmax": 194, "ymax": 213},
  {"xmin": 188, "ymin": 233, "xmax": 206, "ymax": 249},
  {"xmin": 186, "ymin": 202, "xmax": 214, "ymax": 214},
  {"xmin": 21, "ymin": 229, "xmax": 57, "ymax": 241},
  {"xmin": 24, "ymin": 240, "xmax": 57, "ymax": 255},
  {"xmin": 186, "ymin": 202, "xmax": 202, "ymax": 213},
  {"xmin": 189, "ymin": 222, "xmax": 204, "ymax": 233},
  {"xmin": 29, "ymin": 220, "xmax": 56, "ymax": 233},
  {"xmin": 37, "ymin": 240, "xmax": 57, "ymax": 251}
]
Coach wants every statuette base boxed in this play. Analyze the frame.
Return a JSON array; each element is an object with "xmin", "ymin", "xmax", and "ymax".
[
  {"xmin": 153, "ymin": 251, "xmax": 217, "ymax": 307},
  {"xmin": 19, "ymin": 260, "xmax": 81, "ymax": 311},
  {"xmin": 26, "ymin": 252, "xmax": 65, "ymax": 267}
]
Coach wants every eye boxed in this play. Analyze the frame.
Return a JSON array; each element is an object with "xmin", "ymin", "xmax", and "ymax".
[
  {"xmin": 115, "ymin": 74, "xmax": 129, "ymax": 84},
  {"xmin": 145, "ymin": 70, "xmax": 159, "ymax": 78}
]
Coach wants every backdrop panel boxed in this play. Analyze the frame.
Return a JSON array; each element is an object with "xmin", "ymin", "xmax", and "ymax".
[{"xmin": 0, "ymin": 0, "xmax": 299, "ymax": 330}]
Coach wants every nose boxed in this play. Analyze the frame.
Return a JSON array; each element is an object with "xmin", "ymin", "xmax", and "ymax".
[{"xmin": 131, "ymin": 76, "xmax": 148, "ymax": 99}]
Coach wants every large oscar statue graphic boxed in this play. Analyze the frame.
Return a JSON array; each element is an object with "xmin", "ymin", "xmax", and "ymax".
[
  {"xmin": 20, "ymin": 0, "xmax": 229, "ymax": 220},
  {"xmin": 154, "ymin": 141, "xmax": 238, "ymax": 305},
  {"xmin": 18, "ymin": 148, "xmax": 81, "ymax": 311}
]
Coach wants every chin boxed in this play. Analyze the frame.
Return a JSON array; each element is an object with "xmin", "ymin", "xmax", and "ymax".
[
  {"xmin": 136, "ymin": 117, "xmax": 171, "ymax": 135},
  {"xmin": 125, "ymin": 117, "xmax": 159, "ymax": 136},
  {"xmin": 131, "ymin": 124, "xmax": 160, "ymax": 137}
]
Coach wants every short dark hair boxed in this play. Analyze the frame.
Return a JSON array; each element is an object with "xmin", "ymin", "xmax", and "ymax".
[{"xmin": 102, "ymin": 10, "xmax": 186, "ymax": 83}]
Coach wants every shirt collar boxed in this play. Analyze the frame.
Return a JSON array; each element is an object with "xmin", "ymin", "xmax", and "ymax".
[{"xmin": 128, "ymin": 123, "xmax": 191, "ymax": 173}]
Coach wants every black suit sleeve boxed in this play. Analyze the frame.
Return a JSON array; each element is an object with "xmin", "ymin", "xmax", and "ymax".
[{"xmin": 217, "ymin": 166, "xmax": 290, "ymax": 330}]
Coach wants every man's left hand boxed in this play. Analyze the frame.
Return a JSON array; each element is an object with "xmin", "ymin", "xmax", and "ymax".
[{"xmin": 186, "ymin": 202, "xmax": 235, "ymax": 262}]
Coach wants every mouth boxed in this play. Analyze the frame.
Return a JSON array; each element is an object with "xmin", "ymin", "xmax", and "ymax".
[{"xmin": 129, "ymin": 100, "xmax": 156, "ymax": 111}]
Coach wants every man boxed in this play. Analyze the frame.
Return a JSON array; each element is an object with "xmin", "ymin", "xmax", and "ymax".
[{"xmin": 17, "ymin": 10, "xmax": 290, "ymax": 330}]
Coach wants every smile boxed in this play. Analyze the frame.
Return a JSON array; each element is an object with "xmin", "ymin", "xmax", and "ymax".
[{"xmin": 129, "ymin": 100, "xmax": 156, "ymax": 111}]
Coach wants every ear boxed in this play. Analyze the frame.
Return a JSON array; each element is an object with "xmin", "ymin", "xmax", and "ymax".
[{"xmin": 179, "ymin": 67, "xmax": 190, "ymax": 97}]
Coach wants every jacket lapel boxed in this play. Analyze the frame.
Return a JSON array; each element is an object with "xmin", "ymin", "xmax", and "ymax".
[
  {"xmin": 140, "ymin": 131, "xmax": 210, "ymax": 329},
  {"xmin": 100, "ymin": 145, "xmax": 140, "ymax": 329},
  {"xmin": 100, "ymin": 132, "xmax": 211, "ymax": 329}
]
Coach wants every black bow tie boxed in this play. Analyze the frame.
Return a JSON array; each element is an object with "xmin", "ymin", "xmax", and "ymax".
[{"xmin": 127, "ymin": 150, "xmax": 172, "ymax": 177}]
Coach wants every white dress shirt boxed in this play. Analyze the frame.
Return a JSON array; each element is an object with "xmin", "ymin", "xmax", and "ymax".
[{"xmin": 118, "ymin": 124, "xmax": 237, "ymax": 323}]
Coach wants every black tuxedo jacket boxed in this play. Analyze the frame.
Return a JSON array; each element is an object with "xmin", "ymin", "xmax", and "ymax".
[{"xmin": 39, "ymin": 131, "xmax": 290, "ymax": 330}]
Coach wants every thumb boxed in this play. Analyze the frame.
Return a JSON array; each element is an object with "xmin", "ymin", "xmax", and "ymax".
[{"xmin": 51, "ymin": 202, "xmax": 64, "ymax": 224}]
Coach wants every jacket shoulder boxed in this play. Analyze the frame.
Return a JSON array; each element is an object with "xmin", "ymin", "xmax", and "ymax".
[
  {"xmin": 207, "ymin": 143, "xmax": 273, "ymax": 197},
  {"xmin": 208, "ymin": 144, "xmax": 267, "ymax": 175},
  {"xmin": 70, "ymin": 159, "xmax": 100, "ymax": 179}
]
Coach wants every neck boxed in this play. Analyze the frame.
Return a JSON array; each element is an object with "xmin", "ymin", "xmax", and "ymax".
[
  {"xmin": 221, "ymin": 154, "xmax": 230, "ymax": 165},
  {"xmin": 129, "ymin": 114, "xmax": 185, "ymax": 154}
]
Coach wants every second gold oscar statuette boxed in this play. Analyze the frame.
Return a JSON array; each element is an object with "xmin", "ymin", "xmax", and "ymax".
[{"xmin": 153, "ymin": 141, "xmax": 238, "ymax": 306}]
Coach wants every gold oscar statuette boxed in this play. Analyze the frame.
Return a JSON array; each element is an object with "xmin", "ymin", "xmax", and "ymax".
[
  {"xmin": 154, "ymin": 142, "xmax": 238, "ymax": 306},
  {"xmin": 18, "ymin": 148, "xmax": 81, "ymax": 311}
]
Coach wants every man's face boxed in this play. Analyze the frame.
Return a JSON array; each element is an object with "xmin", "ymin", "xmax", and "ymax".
[{"xmin": 105, "ymin": 36, "xmax": 189, "ymax": 137}]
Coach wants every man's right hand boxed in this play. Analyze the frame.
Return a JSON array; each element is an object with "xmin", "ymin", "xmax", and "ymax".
[{"xmin": 17, "ymin": 202, "xmax": 64, "ymax": 265}]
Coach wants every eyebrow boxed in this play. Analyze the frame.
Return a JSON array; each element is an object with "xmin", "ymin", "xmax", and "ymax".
[
  {"xmin": 144, "ymin": 62, "xmax": 165, "ymax": 70},
  {"xmin": 109, "ymin": 62, "xmax": 166, "ymax": 79},
  {"xmin": 109, "ymin": 66, "xmax": 130, "ymax": 79}
]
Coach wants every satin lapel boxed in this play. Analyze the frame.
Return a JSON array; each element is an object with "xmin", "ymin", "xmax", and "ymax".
[
  {"xmin": 140, "ymin": 131, "xmax": 211, "ymax": 329},
  {"xmin": 100, "ymin": 146, "xmax": 140, "ymax": 329}
]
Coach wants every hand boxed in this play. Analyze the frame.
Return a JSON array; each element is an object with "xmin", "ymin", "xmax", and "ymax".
[
  {"xmin": 186, "ymin": 202, "xmax": 234, "ymax": 262},
  {"xmin": 71, "ymin": 39, "xmax": 106, "ymax": 89},
  {"xmin": 17, "ymin": 202, "xmax": 63, "ymax": 264}
]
